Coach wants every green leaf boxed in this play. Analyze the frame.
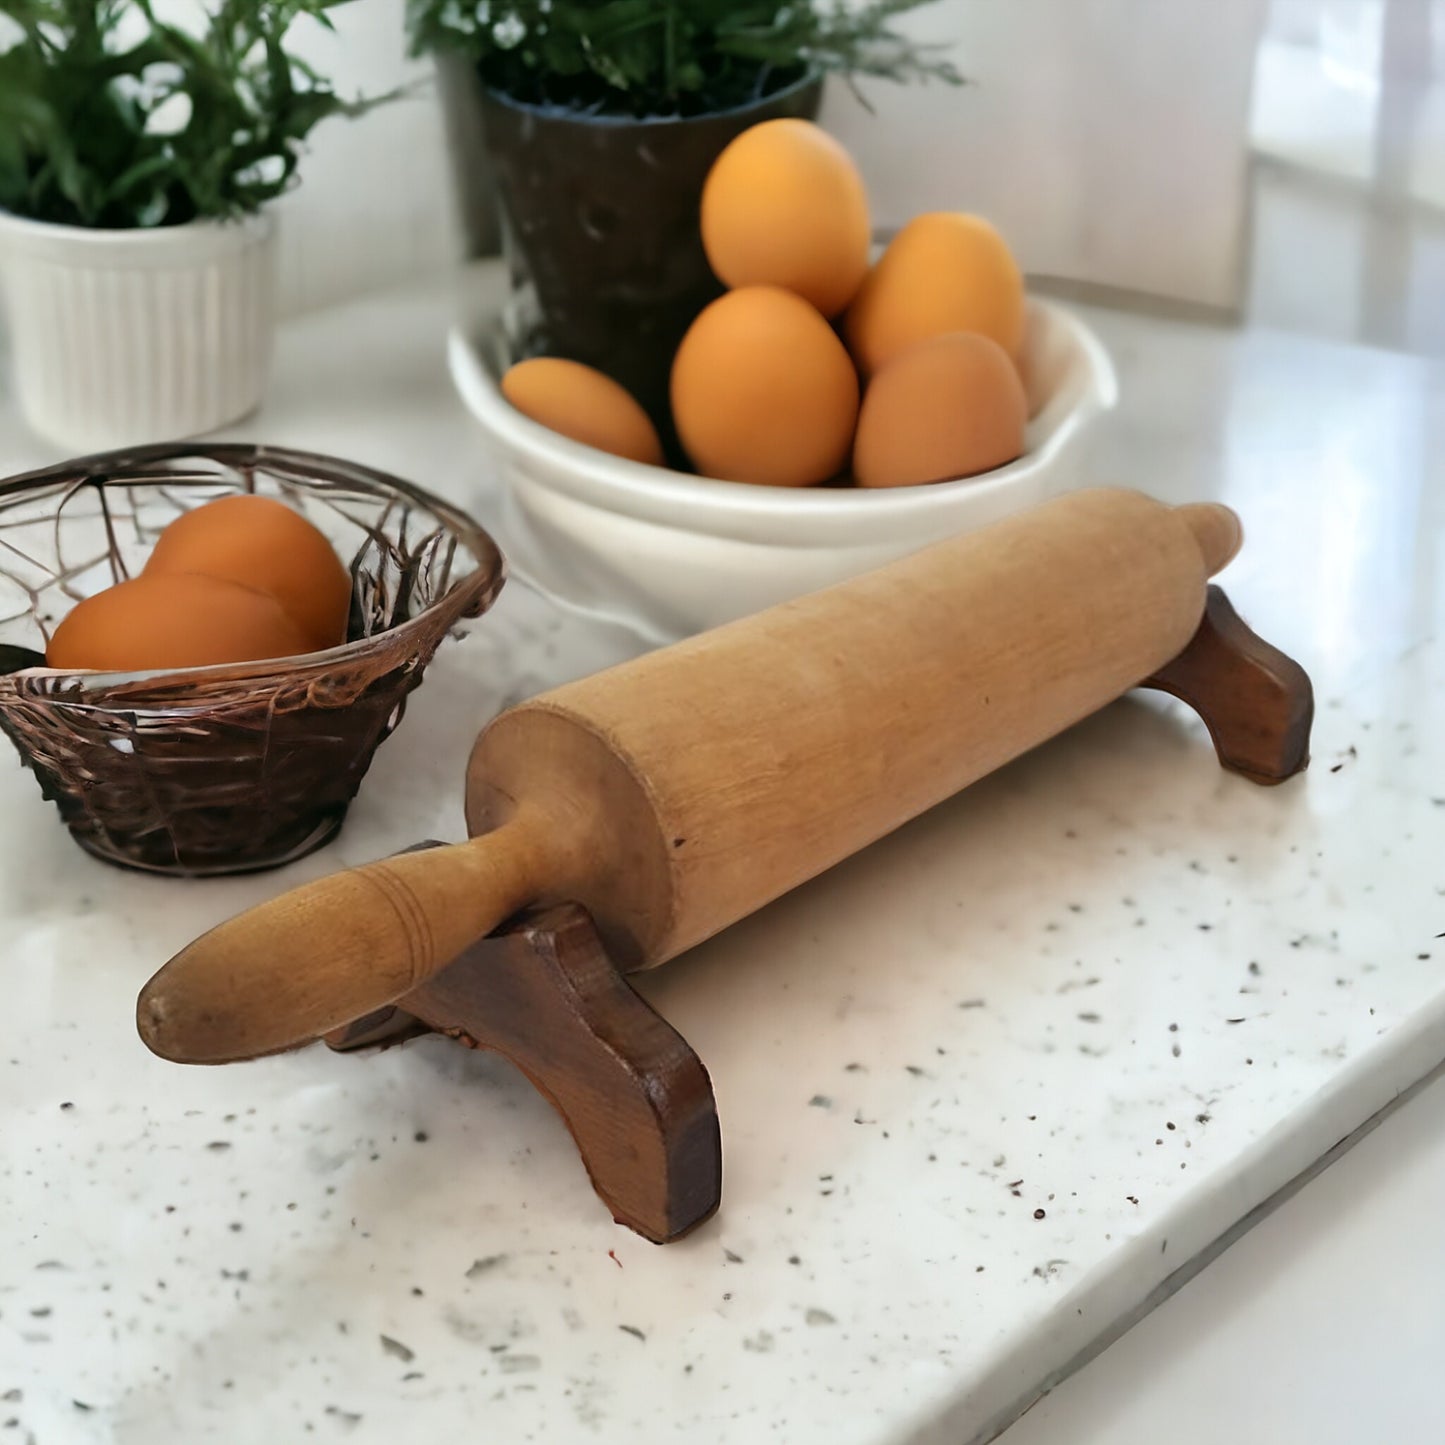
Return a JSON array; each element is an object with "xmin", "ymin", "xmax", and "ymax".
[
  {"xmin": 423, "ymin": 0, "xmax": 961, "ymax": 116},
  {"xmin": 0, "ymin": 0, "xmax": 395, "ymax": 227}
]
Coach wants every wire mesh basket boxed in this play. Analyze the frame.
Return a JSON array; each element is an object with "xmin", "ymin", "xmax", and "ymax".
[{"xmin": 0, "ymin": 442, "xmax": 505, "ymax": 876}]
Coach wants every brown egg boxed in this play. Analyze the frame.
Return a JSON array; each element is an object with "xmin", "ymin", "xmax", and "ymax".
[
  {"xmin": 701, "ymin": 118, "xmax": 871, "ymax": 317},
  {"xmin": 146, "ymin": 495, "xmax": 351, "ymax": 650},
  {"xmin": 47, "ymin": 574, "xmax": 314, "ymax": 672},
  {"xmin": 853, "ymin": 332, "xmax": 1027, "ymax": 489},
  {"xmin": 671, "ymin": 286, "xmax": 859, "ymax": 487},
  {"xmin": 845, "ymin": 213, "xmax": 1026, "ymax": 375},
  {"xmin": 502, "ymin": 358, "xmax": 664, "ymax": 466}
]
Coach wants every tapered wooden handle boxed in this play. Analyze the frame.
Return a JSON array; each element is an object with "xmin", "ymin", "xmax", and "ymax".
[{"xmin": 137, "ymin": 817, "xmax": 547, "ymax": 1063}]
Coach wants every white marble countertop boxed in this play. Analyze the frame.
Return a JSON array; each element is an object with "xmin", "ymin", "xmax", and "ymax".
[
  {"xmin": 2, "ymin": 273, "xmax": 1442, "ymax": 1445},
  {"xmin": 1002, "ymin": 1065, "xmax": 1445, "ymax": 1444}
]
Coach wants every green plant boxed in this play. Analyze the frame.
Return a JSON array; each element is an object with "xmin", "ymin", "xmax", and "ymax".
[
  {"xmin": 0, "ymin": 0, "xmax": 384, "ymax": 228},
  {"xmin": 407, "ymin": 0, "xmax": 961, "ymax": 117}
]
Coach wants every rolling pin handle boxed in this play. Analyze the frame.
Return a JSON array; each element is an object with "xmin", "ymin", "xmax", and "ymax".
[
  {"xmin": 137, "ymin": 817, "xmax": 548, "ymax": 1064},
  {"xmin": 1176, "ymin": 502, "xmax": 1244, "ymax": 577}
]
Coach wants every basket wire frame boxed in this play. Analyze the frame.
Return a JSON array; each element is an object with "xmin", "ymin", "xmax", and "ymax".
[{"xmin": 0, "ymin": 443, "xmax": 505, "ymax": 876}]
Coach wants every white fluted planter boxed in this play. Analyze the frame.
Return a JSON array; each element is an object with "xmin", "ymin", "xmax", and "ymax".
[{"xmin": 0, "ymin": 211, "xmax": 276, "ymax": 451}]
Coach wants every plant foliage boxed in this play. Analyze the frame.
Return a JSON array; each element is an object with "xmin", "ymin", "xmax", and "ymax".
[
  {"xmin": 407, "ymin": 0, "xmax": 961, "ymax": 117},
  {"xmin": 0, "ymin": 0, "xmax": 384, "ymax": 228}
]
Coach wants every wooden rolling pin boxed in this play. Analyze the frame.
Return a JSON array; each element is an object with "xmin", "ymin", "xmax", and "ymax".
[{"xmin": 139, "ymin": 487, "xmax": 1241, "ymax": 1064}]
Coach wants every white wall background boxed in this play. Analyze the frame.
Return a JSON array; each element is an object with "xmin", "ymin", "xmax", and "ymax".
[
  {"xmin": 267, "ymin": 0, "xmax": 461, "ymax": 315},
  {"xmin": 823, "ymin": 0, "xmax": 1269, "ymax": 310}
]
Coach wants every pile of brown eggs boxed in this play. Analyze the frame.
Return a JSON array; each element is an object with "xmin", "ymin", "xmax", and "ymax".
[
  {"xmin": 46, "ymin": 496, "xmax": 351, "ymax": 671},
  {"xmin": 502, "ymin": 118, "xmax": 1029, "ymax": 490}
]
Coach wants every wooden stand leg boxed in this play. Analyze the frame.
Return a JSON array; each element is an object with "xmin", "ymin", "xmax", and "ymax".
[
  {"xmin": 326, "ymin": 901, "xmax": 721, "ymax": 1244},
  {"xmin": 1141, "ymin": 585, "xmax": 1314, "ymax": 785}
]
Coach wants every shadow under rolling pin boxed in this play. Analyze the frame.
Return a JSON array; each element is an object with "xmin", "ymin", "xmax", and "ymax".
[{"xmin": 137, "ymin": 487, "xmax": 1313, "ymax": 1241}]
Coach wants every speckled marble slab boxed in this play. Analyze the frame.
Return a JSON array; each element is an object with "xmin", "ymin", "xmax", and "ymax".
[{"xmin": 2, "ymin": 278, "xmax": 1443, "ymax": 1445}]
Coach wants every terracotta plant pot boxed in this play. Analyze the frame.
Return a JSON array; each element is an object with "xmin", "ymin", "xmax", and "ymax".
[{"xmin": 476, "ymin": 72, "xmax": 823, "ymax": 454}]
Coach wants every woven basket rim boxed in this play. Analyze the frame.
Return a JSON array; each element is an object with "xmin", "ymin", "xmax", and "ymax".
[{"xmin": 0, "ymin": 440, "xmax": 506, "ymax": 695}]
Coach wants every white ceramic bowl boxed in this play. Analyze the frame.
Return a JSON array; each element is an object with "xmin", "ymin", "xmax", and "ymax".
[{"xmin": 450, "ymin": 297, "xmax": 1117, "ymax": 640}]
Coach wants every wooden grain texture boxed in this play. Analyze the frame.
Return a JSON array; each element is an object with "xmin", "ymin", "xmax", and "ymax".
[
  {"xmin": 140, "ymin": 488, "xmax": 1252, "ymax": 1063},
  {"xmin": 329, "ymin": 903, "xmax": 721, "ymax": 1243},
  {"xmin": 1141, "ymin": 585, "xmax": 1314, "ymax": 785},
  {"xmin": 466, "ymin": 488, "xmax": 1234, "ymax": 965},
  {"xmin": 139, "ymin": 819, "xmax": 550, "ymax": 1062}
]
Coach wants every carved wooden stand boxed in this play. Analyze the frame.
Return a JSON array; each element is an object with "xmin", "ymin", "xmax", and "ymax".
[
  {"xmin": 327, "ymin": 586, "xmax": 1313, "ymax": 1244},
  {"xmin": 325, "ymin": 901, "xmax": 721, "ymax": 1243}
]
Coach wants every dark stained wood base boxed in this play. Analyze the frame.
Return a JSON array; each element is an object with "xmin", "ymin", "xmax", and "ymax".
[
  {"xmin": 326, "ymin": 899, "xmax": 721, "ymax": 1244},
  {"xmin": 1140, "ymin": 585, "xmax": 1314, "ymax": 785}
]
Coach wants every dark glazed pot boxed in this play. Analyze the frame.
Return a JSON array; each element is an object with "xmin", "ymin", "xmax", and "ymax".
[{"xmin": 479, "ymin": 72, "xmax": 823, "ymax": 455}]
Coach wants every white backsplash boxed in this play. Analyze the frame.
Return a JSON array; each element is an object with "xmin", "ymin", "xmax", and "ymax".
[
  {"xmin": 269, "ymin": 0, "xmax": 462, "ymax": 316},
  {"xmin": 824, "ymin": 0, "xmax": 1269, "ymax": 311}
]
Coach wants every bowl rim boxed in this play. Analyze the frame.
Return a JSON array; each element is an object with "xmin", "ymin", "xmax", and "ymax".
[
  {"xmin": 448, "ymin": 296, "xmax": 1119, "ymax": 541},
  {"xmin": 0, "ymin": 440, "xmax": 507, "ymax": 691}
]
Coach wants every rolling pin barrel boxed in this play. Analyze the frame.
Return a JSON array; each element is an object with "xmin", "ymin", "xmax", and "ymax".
[
  {"xmin": 140, "ymin": 488, "xmax": 1239, "ymax": 1063},
  {"xmin": 467, "ymin": 488, "xmax": 1237, "ymax": 964}
]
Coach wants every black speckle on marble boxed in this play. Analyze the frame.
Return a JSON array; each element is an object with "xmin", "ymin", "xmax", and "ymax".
[
  {"xmin": 465, "ymin": 1255, "xmax": 507, "ymax": 1279},
  {"xmin": 808, "ymin": 1095, "xmax": 832, "ymax": 1109},
  {"xmin": 957, "ymin": 998, "xmax": 986, "ymax": 1010},
  {"xmin": 723, "ymin": 1249, "xmax": 743, "ymax": 1264},
  {"xmin": 380, "ymin": 1335, "xmax": 415, "ymax": 1363}
]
